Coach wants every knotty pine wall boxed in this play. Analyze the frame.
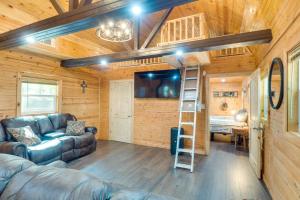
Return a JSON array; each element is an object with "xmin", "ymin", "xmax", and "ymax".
[
  {"xmin": 209, "ymin": 82, "xmax": 243, "ymax": 116},
  {"xmin": 0, "ymin": 50, "xmax": 100, "ymax": 136},
  {"xmin": 255, "ymin": 8, "xmax": 300, "ymax": 200},
  {"xmin": 98, "ymin": 55, "xmax": 256, "ymax": 154}
]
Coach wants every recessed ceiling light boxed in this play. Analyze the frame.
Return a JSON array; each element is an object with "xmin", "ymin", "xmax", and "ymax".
[
  {"xmin": 100, "ymin": 59, "xmax": 108, "ymax": 65},
  {"xmin": 221, "ymin": 78, "xmax": 226, "ymax": 83},
  {"xmin": 25, "ymin": 36, "xmax": 35, "ymax": 44},
  {"xmin": 131, "ymin": 5, "xmax": 142, "ymax": 16},
  {"xmin": 176, "ymin": 50, "xmax": 183, "ymax": 57}
]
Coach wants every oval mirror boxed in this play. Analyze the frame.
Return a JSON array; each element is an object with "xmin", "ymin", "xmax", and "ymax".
[{"xmin": 268, "ymin": 57, "xmax": 284, "ymax": 109}]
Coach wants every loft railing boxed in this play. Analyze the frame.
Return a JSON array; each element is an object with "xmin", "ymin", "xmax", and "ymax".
[
  {"xmin": 158, "ymin": 13, "xmax": 209, "ymax": 46},
  {"xmin": 109, "ymin": 13, "xmax": 210, "ymax": 68},
  {"xmin": 211, "ymin": 47, "xmax": 251, "ymax": 58},
  {"xmin": 109, "ymin": 57, "xmax": 165, "ymax": 68}
]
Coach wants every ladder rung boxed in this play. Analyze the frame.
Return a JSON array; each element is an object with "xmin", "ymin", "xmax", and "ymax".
[
  {"xmin": 179, "ymin": 135, "xmax": 193, "ymax": 139},
  {"xmin": 176, "ymin": 163, "xmax": 192, "ymax": 170},
  {"xmin": 181, "ymin": 122, "xmax": 194, "ymax": 126},
  {"xmin": 185, "ymin": 77, "xmax": 197, "ymax": 80},
  {"xmin": 184, "ymin": 88, "xmax": 197, "ymax": 91},
  {"xmin": 181, "ymin": 110, "xmax": 195, "ymax": 113},
  {"xmin": 186, "ymin": 67, "xmax": 198, "ymax": 71},
  {"xmin": 183, "ymin": 98, "xmax": 197, "ymax": 101},
  {"xmin": 178, "ymin": 148, "xmax": 193, "ymax": 153}
]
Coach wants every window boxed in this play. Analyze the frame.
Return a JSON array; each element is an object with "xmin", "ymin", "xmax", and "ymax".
[
  {"xmin": 287, "ymin": 48, "xmax": 300, "ymax": 133},
  {"xmin": 260, "ymin": 75, "xmax": 269, "ymax": 121},
  {"xmin": 20, "ymin": 78, "xmax": 59, "ymax": 115}
]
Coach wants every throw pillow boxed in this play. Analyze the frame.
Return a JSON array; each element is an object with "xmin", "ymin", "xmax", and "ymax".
[
  {"xmin": 7, "ymin": 126, "xmax": 41, "ymax": 146},
  {"xmin": 66, "ymin": 121, "xmax": 85, "ymax": 136}
]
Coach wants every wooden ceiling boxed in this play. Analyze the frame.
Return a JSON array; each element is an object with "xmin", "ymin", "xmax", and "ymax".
[
  {"xmin": 209, "ymin": 76, "xmax": 248, "ymax": 83},
  {"xmin": 0, "ymin": 0, "xmax": 296, "ymax": 62}
]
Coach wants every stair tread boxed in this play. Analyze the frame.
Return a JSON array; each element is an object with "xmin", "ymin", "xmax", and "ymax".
[
  {"xmin": 184, "ymin": 88, "xmax": 197, "ymax": 90},
  {"xmin": 179, "ymin": 135, "xmax": 193, "ymax": 139},
  {"xmin": 178, "ymin": 148, "xmax": 193, "ymax": 153},
  {"xmin": 176, "ymin": 163, "xmax": 192, "ymax": 169},
  {"xmin": 181, "ymin": 110, "xmax": 195, "ymax": 113},
  {"xmin": 183, "ymin": 98, "xmax": 197, "ymax": 101},
  {"xmin": 181, "ymin": 122, "xmax": 194, "ymax": 125},
  {"xmin": 186, "ymin": 67, "xmax": 198, "ymax": 71},
  {"xmin": 185, "ymin": 77, "xmax": 197, "ymax": 80}
]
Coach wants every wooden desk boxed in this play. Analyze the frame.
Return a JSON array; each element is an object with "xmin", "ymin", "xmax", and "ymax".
[{"xmin": 232, "ymin": 127, "xmax": 249, "ymax": 151}]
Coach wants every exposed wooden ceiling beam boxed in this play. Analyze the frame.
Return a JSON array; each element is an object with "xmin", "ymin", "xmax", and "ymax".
[
  {"xmin": 79, "ymin": 0, "xmax": 93, "ymax": 7},
  {"xmin": 140, "ymin": 8, "xmax": 173, "ymax": 49},
  {"xmin": 0, "ymin": 0, "xmax": 194, "ymax": 50},
  {"xmin": 61, "ymin": 29, "xmax": 272, "ymax": 67},
  {"xmin": 50, "ymin": 0, "xmax": 65, "ymax": 14},
  {"xmin": 133, "ymin": 18, "xmax": 140, "ymax": 50},
  {"xmin": 69, "ymin": 0, "xmax": 80, "ymax": 11}
]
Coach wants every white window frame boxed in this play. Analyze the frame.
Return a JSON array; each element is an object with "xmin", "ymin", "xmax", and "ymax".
[
  {"xmin": 17, "ymin": 74, "xmax": 62, "ymax": 116},
  {"xmin": 287, "ymin": 47, "xmax": 300, "ymax": 135}
]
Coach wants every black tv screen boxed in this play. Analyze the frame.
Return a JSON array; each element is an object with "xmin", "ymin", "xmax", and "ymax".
[{"xmin": 134, "ymin": 69, "xmax": 181, "ymax": 98}]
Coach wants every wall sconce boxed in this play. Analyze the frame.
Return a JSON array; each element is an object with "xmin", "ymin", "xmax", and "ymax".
[{"xmin": 80, "ymin": 80, "xmax": 88, "ymax": 93}]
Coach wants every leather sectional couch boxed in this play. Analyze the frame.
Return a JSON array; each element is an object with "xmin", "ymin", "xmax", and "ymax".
[
  {"xmin": 0, "ymin": 154, "xmax": 175, "ymax": 200},
  {"xmin": 0, "ymin": 113, "xmax": 97, "ymax": 165}
]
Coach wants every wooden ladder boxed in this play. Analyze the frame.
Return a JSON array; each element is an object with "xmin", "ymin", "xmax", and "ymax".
[{"xmin": 174, "ymin": 65, "xmax": 200, "ymax": 173}]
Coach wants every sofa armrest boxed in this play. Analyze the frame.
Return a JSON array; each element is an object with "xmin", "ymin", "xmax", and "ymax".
[
  {"xmin": 85, "ymin": 127, "xmax": 97, "ymax": 135},
  {"xmin": 0, "ymin": 142, "xmax": 28, "ymax": 159}
]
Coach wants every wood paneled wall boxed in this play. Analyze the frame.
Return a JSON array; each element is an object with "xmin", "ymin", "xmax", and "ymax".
[
  {"xmin": 99, "ymin": 54, "xmax": 256, "ymax": 154},
  {"xmin": 0, "ymin": 50, "xmax": 100, "ymax": 135},
  {"xmin": 255, "ymin": 8, "xmax": 300, "ymax": 200},
  {"xmin": 209, "ymin": 82, "xmax": 243, "ymax": 116}
]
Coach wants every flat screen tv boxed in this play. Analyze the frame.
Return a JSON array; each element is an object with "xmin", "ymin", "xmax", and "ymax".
[{"xmin": 134, "ymin": 69, "xmax": 181, "ymax": 98}]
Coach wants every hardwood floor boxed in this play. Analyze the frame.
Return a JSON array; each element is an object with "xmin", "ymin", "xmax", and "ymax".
[{"xmin": 68, "ymin": 140, "xmax": 271, "ymax": 200}]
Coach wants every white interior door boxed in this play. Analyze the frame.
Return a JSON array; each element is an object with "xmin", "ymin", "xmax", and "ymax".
[
  {"xmin": 249, "ymin": 69, "xmax": 263, "ymax": 178},
  {"xmin": 109, "ymin": 80, "xmax": 133, "ymax": 143}
]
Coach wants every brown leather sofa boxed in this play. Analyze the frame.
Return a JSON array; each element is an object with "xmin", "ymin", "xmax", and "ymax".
[
  {"xmin": 0, "ymin": 113, "xmax": 97, "ymax": 165},
  {"xmin": 0, "ymin": 154, "xmax": 175, "ymax": 200}
]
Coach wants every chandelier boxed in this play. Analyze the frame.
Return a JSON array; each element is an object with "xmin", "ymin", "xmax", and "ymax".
[{"xmin": 96, "ymin": 19, "xmax": 133, "ymax": 42}]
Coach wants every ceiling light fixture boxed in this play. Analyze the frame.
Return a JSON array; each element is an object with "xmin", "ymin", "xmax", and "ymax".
[
  {"xmin": 131, "ymin": 5, "xmax": 142, "ymax": 16},
  {"xmin": 100, "ymin": 59, "xmax": 108, "ymax": 66},
  {"xmin": 176, "ymin": 50, "xmax": 184, "ymax": 57},
  {"xmin": 97, "ymin": 19, "xmax": 133, "ymax": 42},
  {"xmin": 221, "ymin": 78, "xmax": 226, "ymax": 83},
  {"xmin": 25, "ymin": 36, "xmax": 35, "ymax": 44}
]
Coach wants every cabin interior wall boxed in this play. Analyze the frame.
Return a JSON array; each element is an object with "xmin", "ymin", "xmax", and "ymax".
[
  {"xmin": 0, "ymin": 50, "xmax": 101, "ymax": 138},
  {"xmin": 255, "ymin": 8, "xmax": 300, "ymax": 200},
  {"xmin": 209, "ymin": 81, "xmax": 243, "ymax": 116}
]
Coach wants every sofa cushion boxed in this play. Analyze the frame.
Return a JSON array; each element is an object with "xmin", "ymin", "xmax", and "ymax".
[
  {"xmin": 72, "ymin": 132, "xmax": 95, "ymax": 149},
  {"xmin": 55, "ymin": 128, "xmax": 66, "ymax": 133},
  {"xmin": 85, "ymin": 127, "xmax": 98, "ymax": 135},
  {"xmin": 66, "ymin": 121, "xmax": 85, "ymax": 136},
  {"xmin": 58, "ymin": 137, "xmax": 74, "ymax": 152},
  {"xmin": 43, "ymin": 132, "xmax": 65, "ymax": 140},
  {"xmin": 1, "ymin": 116, "xmax": 41, "ymax": 141},
  {"xmin": 27, "ymin": 139, "xmax": 62, "ymax": 164},
  {"xmin": 0, "ymin": 123, "xmax": 5, "ymax": 142},
  {"xmin": 0, "ymin": 142, "xmax": 28, "ymax": 159},
  {"xmin": 7, "ymin": 126, "xmax": 41, "ymax": 146},
  {"xmin": 0, "ymin": 154, "xmax": 34, "ymax": 194},
  {"xmin": 48, "ymin": 113, "xmax": 75, "ymax": 130},
  {"xmin": 35, "ymin": 116, "xmax": 55, "ymax": 135},
  {"xmin": 0, "ymin": 164, "xmax": 110, "ymax": 200}
]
